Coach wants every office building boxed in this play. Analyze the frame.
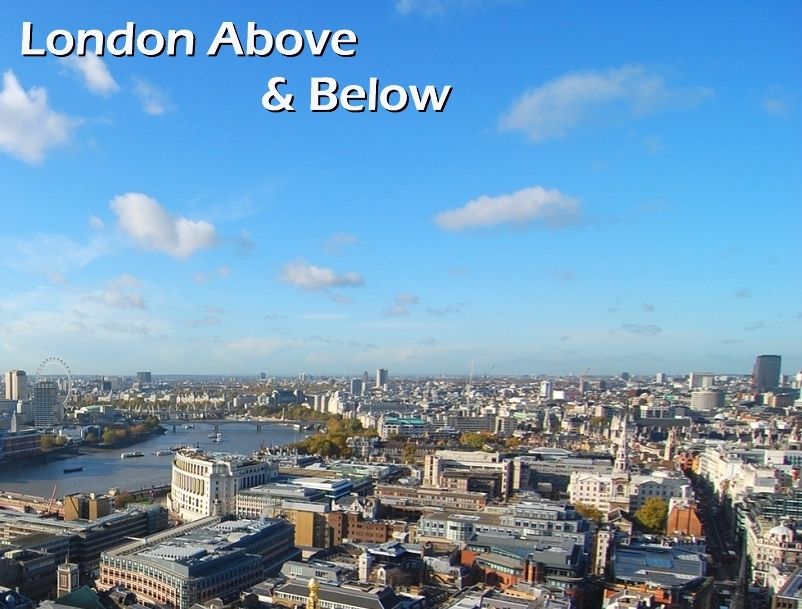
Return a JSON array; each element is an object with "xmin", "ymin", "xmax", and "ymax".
[
  {"xmin": 273, "ymin": 579, "xmax": 406, "ymax": 609},
  {"xmin": 0, "ymin": 506, "xmax": 168, "ymax": 576},
  {"xmin": 63, "ymin": 494, "xmax": 111, "ymax": 521},
  {"xmin": 349, "ymin": 378, "xmax": 363, "ymax": 396},
  {"xmin": 754, "ymin": 355, "xmax": 782, "ymax": 391},
  {"xmin": 461, "ymin": 534, "xmax": 587, "ymax": 598},
  {"xmin": 0, "ymin": 430, "xmax": 42, "ymax": 460},
  {"xmin": 0, "ymin": 547, "xmax": 58, "ymax": 600},
  {"xmin": 169, "ymin": 449, "xmax": 278, "ymax": 522},
  {"xmin": 424, "ymin": 450, "xmax": 515, "ymax": 499},
  {"xmin": 688, "ymin": 372, "xmax": 715, "ymax": 389},
  {"xmin": 32, "ymin": 381, "xmax": 57, "ymax": 427},
  {"xmin": 610, "ymin": 545, "xmax": 712, "ymax": 609},
  {"xmin": 376, "ymin": 368, "xmax": 388, "ymax": 388},
  {"xmin": 4, "ymin": 370, "xmax": 28, "ymax": 401},
  {"xmin": 136, "ymin": 372, "xmax": 152, "ymax": 385},
  {"xmin": 235, "ymin": 483, "xmax": 331, "ymax": 548},
  {"xmin": 376, "ymin": 484, "xmax": 488, "ymax": 511},
  {"xmin": 377, "ymin": 416, "xmax": 428, "ymax": 439},
  {"xmin": 690, "ymin": 389, "xmax": 726, "ymax": 411},
  {"xmin": 99, "ymin": 517, "xmax": 297, "ymax": 609}
]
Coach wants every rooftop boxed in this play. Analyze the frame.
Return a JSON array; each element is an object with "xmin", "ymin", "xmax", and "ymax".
[
  {"xmin": 777, "ymin": 566, "xmax": 802, "ymax": 599},
  {"xmin": 107, "ymin": 517, "xmax": 290, "ymax": 576},
  {"xmin": 613, "ymin": 545, "xmax": 706, "ymax": 589}
]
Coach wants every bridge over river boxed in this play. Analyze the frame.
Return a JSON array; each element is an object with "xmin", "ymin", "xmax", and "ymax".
[{"xmin": 159, "ymin": 418, "xmax": 325, "ymax": 433}]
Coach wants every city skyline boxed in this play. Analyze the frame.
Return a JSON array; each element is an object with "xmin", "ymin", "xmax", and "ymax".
[{"xmin": 0, "ymin": 2, "xmax": 800, "ymax": 375}]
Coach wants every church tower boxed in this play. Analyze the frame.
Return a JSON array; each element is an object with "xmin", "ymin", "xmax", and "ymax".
[{"xmin": 608, "ymin": 411, "xmax": 632, "ymax": 513}]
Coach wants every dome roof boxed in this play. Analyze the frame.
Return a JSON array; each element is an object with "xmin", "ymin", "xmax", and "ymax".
[{"xmin": 767, "ymin": 524, "xmax": 794, "ymax": 540}]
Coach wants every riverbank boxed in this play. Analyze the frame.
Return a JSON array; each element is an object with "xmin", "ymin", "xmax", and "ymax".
[
  {"xmin": 0, "ymin": 422, "xmax": 308, "ymax": 497},
  {"xmin": 95, "ymin": 425, "xmax": 167, "ymax": 450}
]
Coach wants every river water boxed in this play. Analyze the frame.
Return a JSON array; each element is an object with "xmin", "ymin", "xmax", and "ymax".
[{"xmin": 0, "ymin": 423, "xmax": 309, "ymax": 497}]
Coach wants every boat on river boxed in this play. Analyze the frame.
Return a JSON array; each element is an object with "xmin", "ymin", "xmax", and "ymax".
[{"xmin": 120, "ymin": 451, "xmax": 144, "ymax": 459}]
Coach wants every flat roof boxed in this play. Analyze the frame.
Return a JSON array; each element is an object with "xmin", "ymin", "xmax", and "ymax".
[
  {"xmin": 123, "ymin": 518, "xmax": 287, "ymax": 573},
  {"xmin": 614, "ymin": 545, "xmax": 705, "ymax": 589}
]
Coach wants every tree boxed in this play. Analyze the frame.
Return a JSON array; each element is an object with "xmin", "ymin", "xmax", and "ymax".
[
  {"xmin": 460, "ymin": 432, "xmax": 489, "ymax": 449},
  {"xmin": 40, "ymin": 434, "xmax": 55, "ymax": 451},
  {"xmin": 402, "ymin": 443, "xmax": 418, "ymax": 465},
  {"xmin": 326, "ymin": 417, "xmax": 344, "ymax": 434},
  {"xmin": 634, "ymin": 497, "xmax": 669, "ymax": 533},
  {"xmin": 573, "ymin": 502, "xmax": 603, "ymax": 523},
  {"xmin": 115, "ymin": 491, "xmax": 135, "ymax": 508}
]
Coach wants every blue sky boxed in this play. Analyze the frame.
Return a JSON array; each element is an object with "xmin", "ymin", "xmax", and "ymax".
[{"xmin": 0, "ymin": 1, "xmax": 800, "ymax": 376}]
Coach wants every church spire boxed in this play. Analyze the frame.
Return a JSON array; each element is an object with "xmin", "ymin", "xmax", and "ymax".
[{"xmin": 614, "ymin": 410, "xmax": 630, "ymax": 476}]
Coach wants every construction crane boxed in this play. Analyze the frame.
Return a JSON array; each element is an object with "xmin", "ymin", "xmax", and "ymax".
[{"xmin": 46, "ymin": 483, "xmax": 58, "ymax": 516}]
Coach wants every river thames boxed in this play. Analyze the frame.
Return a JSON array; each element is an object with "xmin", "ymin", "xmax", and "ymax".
[{"xmin": 0, "ymin": 422, "xmax": 310, "ymax": 497}]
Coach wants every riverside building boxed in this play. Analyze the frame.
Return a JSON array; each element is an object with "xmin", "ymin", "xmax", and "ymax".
[{"xmin": 169, "ymin": 449, "xmax": 278, "ymax": 522}]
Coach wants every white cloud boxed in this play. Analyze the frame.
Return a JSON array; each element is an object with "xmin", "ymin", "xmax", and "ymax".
[
  {"xmin": 192, "ymin": 266, "xmax": 230, "ymax": 284},
  {"xmin": 217, "ymin": 337, "xmax": 285, "ymax": 358},
  {"xmin": 101, "ymin": 321, "xmax": 150, "ymax": 335},
  {"xmin": 0, "ymin": 233, "xmax": 108, "ymax": 277},
  {"xmin": 435, "ymin": 186, "xmax": 581, "ymax": 231},
  {"xmin": 111, "ymin": 193, "xmax": 217, "ymax": 258},
  {"xmin": 63, "ymin": 55, "xmax": 118, "ymax": 96},
  {"xmin": 426, "ymin": 301, "xmax": 468, "ymax": 316},
  {"xmin": 85, "ymin": 274, "xmax": 146, "ymax": 309},
  {"xmin": 88, "ymin": 215, "xmax": 104, "ymax": 230},
  {"xmin": 0, "ymin": 71, "xmax": 75, "ymax": 163},
  {"xmin": 183, "ymin": 315, "xmax": 221, "ymax": 328},
  {"xmin": 133, "ymin": 78, "xmax": 173, "ymax": 115},
  {"xmin": 280, "ymin": 261, "xmax": 365, "ymax": 290},
  {"xmin": 762, "ymin": 88, "xmax": 791, "ymax": 117},
  {"xmin": 294, "ymin": 313, "xmax": 348, "ymax": 321},
  {"xmin": 620, "ymin": 323, "xmax": 662, "ymax": 336},
  {"xmin": 323, "ymin": 232, "xmax": 358, "ymax": 254},
  {"xmin": 499, "ymin": 65, "xmax": 713, "ymax": 141},
  {"xmin": 383, "ymin": 293, "xmax": 420, "ymax": 318}
]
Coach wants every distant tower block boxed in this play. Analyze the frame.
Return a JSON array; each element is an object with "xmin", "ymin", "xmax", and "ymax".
[
  {"xmin": 376, "ymin": 368, "xmax": 388, "ymax": 388},
  {"xmin": 4, "ymin": 369, "xmax": 28, "ymax": 400},
  {"xmin": 753, "ymin": 355, "xmax": 781, "ymax": 391},
  {"xmin": 33, "ymin": 380, "xmax": 57, "ymax": 427},
  {"xmin": 57, "ymin": 562, "xmax": 80, "ymax": 597}
]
